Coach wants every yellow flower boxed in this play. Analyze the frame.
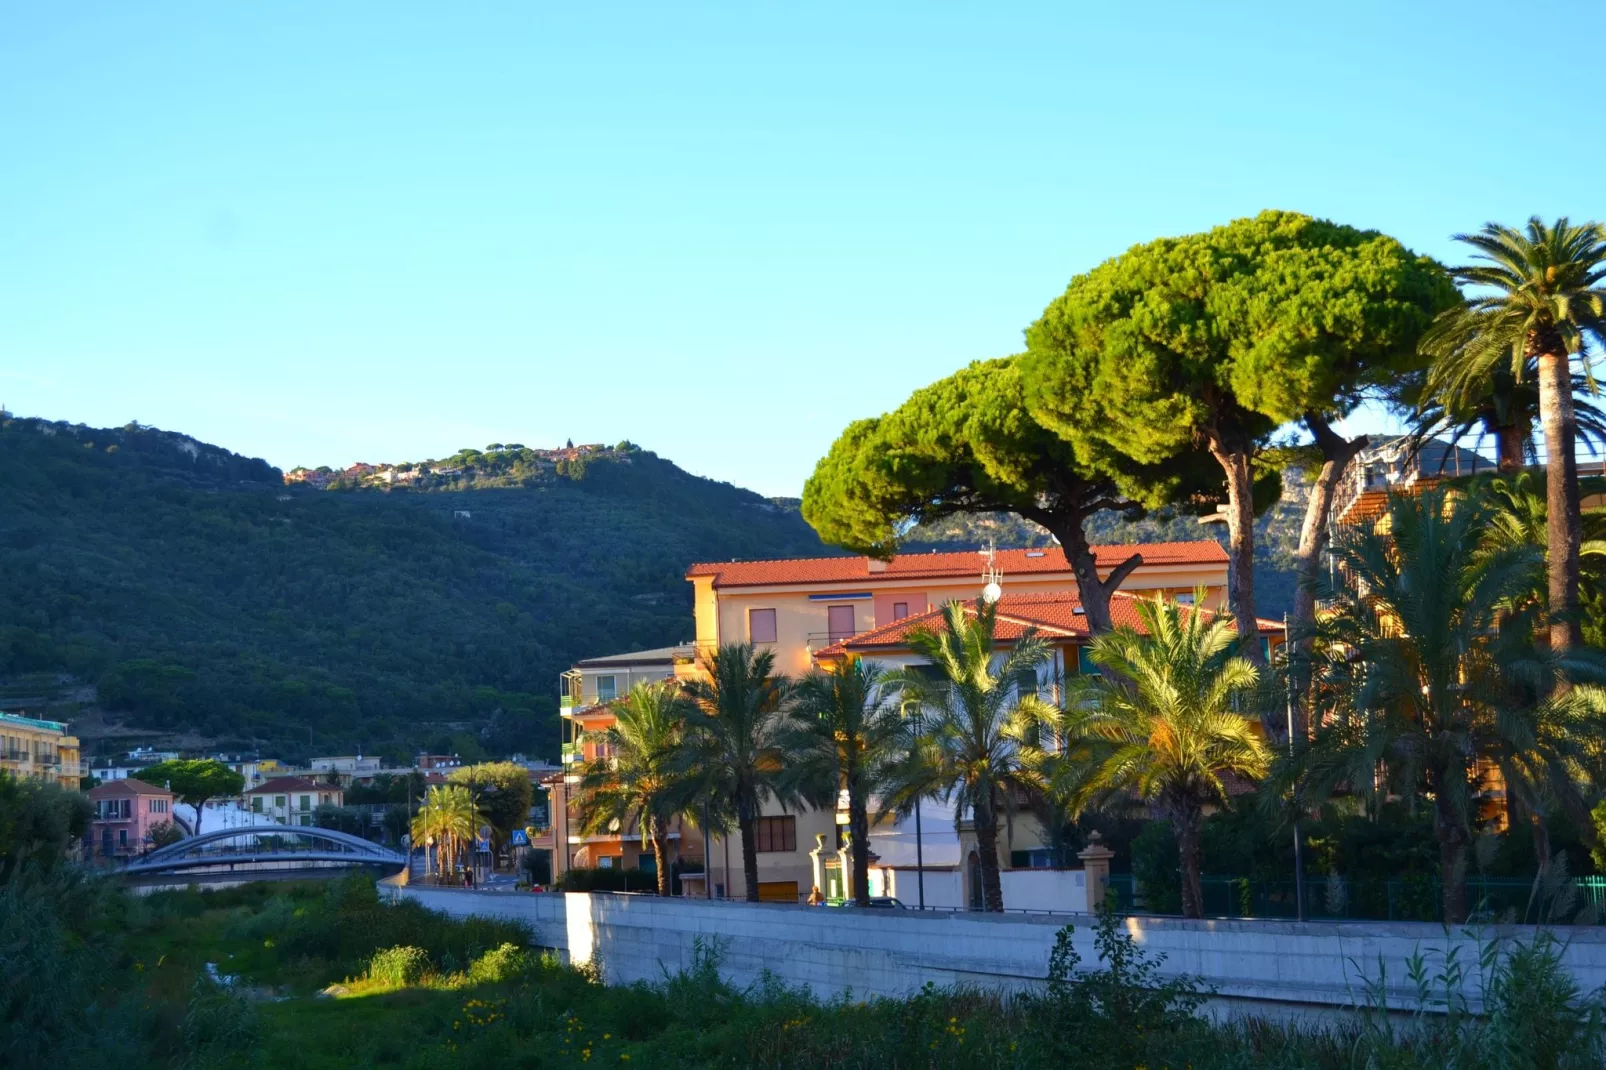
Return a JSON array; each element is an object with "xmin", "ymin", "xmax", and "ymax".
[{"xmin": 603, "ymin": 1033, "xmax": 611, "ymax": 1040}]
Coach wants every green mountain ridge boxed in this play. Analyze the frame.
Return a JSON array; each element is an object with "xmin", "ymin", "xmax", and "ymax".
[
  {"xmin": 0, "ymin": 414, "xmax": 1307, "ymax": 765},
  {"xmin": 0, "ymin": 415, "xmax": 834, "ymax": 762}
]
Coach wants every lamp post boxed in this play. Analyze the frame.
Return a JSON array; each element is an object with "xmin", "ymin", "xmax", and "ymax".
[
  {"xmin": 1284, "ymin": 614, "xmax": 1307, "ymax": 922},
  {"xmin": 901, "ymin": 695, "xmax": 926, "ymax": 911}
]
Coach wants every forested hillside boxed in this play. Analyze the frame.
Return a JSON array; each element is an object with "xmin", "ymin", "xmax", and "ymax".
[{"xmin": 0, "ymin": 417, "xmax": 831, "ymax": 761}]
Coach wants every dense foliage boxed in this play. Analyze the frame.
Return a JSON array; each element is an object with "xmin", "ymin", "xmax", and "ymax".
[
  {"xmin": 0, "ymin": 416, "xmax": 831, "ymax": 759},
  {"xmin": 1021, "ymin": 210, "xmax": 1455, "ymax": 652},
  {"xmin": 13, "ymin": 867, "xmax": 1606, "ymax": 1069}
]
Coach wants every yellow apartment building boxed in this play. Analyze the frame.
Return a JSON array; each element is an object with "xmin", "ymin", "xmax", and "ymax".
[
  {"xmin": 555, "ymin": 541, "xmax": 1255, "ymax": 903},
  {"xmin": 0, "ymin": 711, "xmax": 83, "ymax": 790},
  {"xmin": 671, "ymin": 542, "xmax": 1238, "ymax": 902},
  {"xmin": 684, "ymin": 543, "xmax": 1232, "ymax": 678}
]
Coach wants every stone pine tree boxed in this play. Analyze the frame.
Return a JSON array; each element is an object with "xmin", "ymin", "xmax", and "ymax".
[
  {"xmin": 1023, "ymin": 210, "xmax": 1455, "ymax": 676},
  {"xmin": 802, "ymin": 356, "xmax": 1221, "ymax": 636},
  {"xmin": 135, "ymin": 758, "xmax": 245, "ymax": 836}
]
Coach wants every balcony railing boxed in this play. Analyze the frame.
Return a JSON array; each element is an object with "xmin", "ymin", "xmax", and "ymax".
[{"xmin": 805, "ymin": 630, "xmax": 867, "ymax": 651}]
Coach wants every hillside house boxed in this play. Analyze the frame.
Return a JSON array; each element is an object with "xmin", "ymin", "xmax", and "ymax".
[
  {"xmin": 244, "ymin": 776, "xmax": 344, "ymax": 826},
  {"xmin": 89, "ymin": 777, "xmax": 176, "ymax": 860}
]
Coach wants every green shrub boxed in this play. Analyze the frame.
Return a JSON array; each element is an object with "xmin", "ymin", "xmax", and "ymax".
[
  {"xmin": 366, "ymin": 945, "xmax": 430, "ymax": 988},
  {"xmin": 560, "ymin": 866, "xmax": 657, "ymax": 893},
  {"xmin": 468, "ymin": 942, "xmax": 531, "ymax": 984}
]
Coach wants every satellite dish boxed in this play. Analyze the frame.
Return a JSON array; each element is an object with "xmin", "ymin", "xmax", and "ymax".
[{"xmin": 981, "ymin": 581, "xmax": 1002, "ymax": 604}]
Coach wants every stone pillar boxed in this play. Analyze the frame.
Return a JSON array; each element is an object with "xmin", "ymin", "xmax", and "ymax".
[
  {"xmin": 808, "ymin": 833, "xmax": 827, "ymax": 896},
  {"xmin": 1078, "ymin": 831, "xmax": 1115, "ymax": 913},
  {"xmin": 836, "ymin": 829, "xmax": 852, "ymax": 900}
]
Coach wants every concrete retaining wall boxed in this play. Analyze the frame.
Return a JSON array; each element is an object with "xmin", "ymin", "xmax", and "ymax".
[{"xmin": 389, "ymin": 885, "xmax": 1606, "ymax": 1017}]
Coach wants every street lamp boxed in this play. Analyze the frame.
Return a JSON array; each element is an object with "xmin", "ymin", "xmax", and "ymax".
[
  {"xmin": 1284, "ymin": 614, "xmax": 1307, "ymax": 922},
  {"xmin": 900, "ymin": 694, "xmax": 926, "ymax": 911}
]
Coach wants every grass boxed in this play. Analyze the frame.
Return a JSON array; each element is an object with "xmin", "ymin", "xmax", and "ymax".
[{"xmin": 16, "ymin": 871, "xmax": 1606, "ymax": 1069}]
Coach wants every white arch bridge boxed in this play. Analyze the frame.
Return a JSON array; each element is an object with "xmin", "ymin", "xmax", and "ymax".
[{"xmin": 121, "ymin": 826, "xmax": 408, "ymax": 885}]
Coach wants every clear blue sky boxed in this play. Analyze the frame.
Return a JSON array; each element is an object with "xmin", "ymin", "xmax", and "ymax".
[{"xmin": 3, "ymin": 2, "xmax": 1600, "ymax": 496}]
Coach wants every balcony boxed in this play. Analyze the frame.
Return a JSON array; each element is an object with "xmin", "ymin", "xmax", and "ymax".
[
  {"xmin": 805, "ymin": 630, "xmax": 867, "ymax": 652},
  {"xmin": 561, "ymin": 742, "xmax": 581, "ymax": 764}
]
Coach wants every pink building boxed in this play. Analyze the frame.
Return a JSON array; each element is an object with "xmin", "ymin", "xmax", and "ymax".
[{"xmin": 89, "ymin": 777, "xmax": 177, "ymax": 860}]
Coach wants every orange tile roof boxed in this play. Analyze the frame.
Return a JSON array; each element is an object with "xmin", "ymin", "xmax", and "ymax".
[
  {"xmin": 814, "ymin": 590, "xmax": 1281, "ymax": 658},
  {"xmin": 89, "ymin": 777, "xmax": 172, "ymax": 798},
  {"xmin": 686, "ymin": 542, "xmax": 1227, "ymax": 588}
]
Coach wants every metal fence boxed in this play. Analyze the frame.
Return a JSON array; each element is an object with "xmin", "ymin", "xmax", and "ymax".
[{"xmin": 1105, "ymin": 874, "xmax": 1606, "ymax": 924}]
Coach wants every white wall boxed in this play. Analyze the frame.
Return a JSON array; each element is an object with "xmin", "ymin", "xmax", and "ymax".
[
  {"xmin": 998, "ymin": 869, "xmax": 1087, "ymax": 914},
  {"xmin": 870, "ymin": 867, "xmax": 966, "ymax": 910},
  {"xmin": 390, "ymin": 885, "xmax": 1606, "ymax": 1018}
]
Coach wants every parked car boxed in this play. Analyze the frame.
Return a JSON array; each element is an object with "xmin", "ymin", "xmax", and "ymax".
[{"xmin": 831, "ymin": 896, "xmax": 908, "ymax": 909}]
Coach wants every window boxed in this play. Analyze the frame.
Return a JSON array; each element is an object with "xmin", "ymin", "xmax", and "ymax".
[
  {"xmin": 595, "ymin": 675, "xmax": 618, "ymax": 703},
  {"xmin": 121, "ymin": 798, "xmax": 132, "ymax": 819},
  {"xmin": 755, "ymin": 815, "xmax": 797, "ymax": 853},
  {"xmin": 1013, "ymin": 668, "xmax": 1038, "ymax": 700},
  {"xmin": 1075, "ymin": 647, "xmax": 1101, "ymax": 676},
  {"xmin": 892, "ymin": 602, "xmax": 909, "ymax": 621},
  {"xmin": 251, "ymin": 796, "xmax": 262, "ymax": 813},
  {"xmin": 299, "ymin": 794, "xmax": 312, "ymax": 812},
  {"xmin": 274, "ymin": 795, "xmax": 286, "ymax": 809},
  {"xmin": 749, "ymin": 608, "xmax": 777, "ymax": 644},
  {"xmin": 827, "ymin": 605, "xmax": 856, "ymax": 641},
  {"xmin": 118, "ymin": 829, "xmax": 128, "ymax": 847}
]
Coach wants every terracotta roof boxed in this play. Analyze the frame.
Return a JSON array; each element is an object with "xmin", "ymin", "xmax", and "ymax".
[
  {"xmin": 575, "ymin": 644, "xmax": 695, "ymax": 668},
  {"xmin": 245, "ymin": 775, "xmax": 333, "ymax": 794},
  {"xmin": 89, "ymin": 777, "xmax": 172, "ymax": 798},
  {"xmin": 814, "ymin": 590, "xmax": 1282, "ymax": 658},
  {"xmin": 686, "ymin": 542, "xmax": 1226, "ymax": 588}
]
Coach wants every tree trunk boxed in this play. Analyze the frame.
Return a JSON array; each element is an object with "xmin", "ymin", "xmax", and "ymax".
[
  {"xmin": 1436, "ymin": 818, "xmax": 1470, "ymax": 925},
  {"xmin": 738, "ymin": 798, "xmax": 761, "ymax": 902},
  {"xmin": 849, "ymin": 793, "xmax": 870, "ymax": 907},
  {"xmin": 647, "ymin": 814, "xmax": 671, "ymax": 896},
  {"xmin": 1210, "ymin": 445, "xmax": 1262, "ymax": 662},
  {"xmin": 1173, "ymin": 804, "xmax": 1205, "ymax": 920},
  {"xmin": 193, "ymin": 797, "xmax": 205, "ymax": 835},
  {"xmin": 1053, "ymin": 518, "xmax": 1143, "ymax": 636},
  {"xmin": 1496, "ymin": 422, "xmax": 1528, "ymax": 473},
  {"xmin": 1537, "ymin": 345, "xmax": 1583, "ymax": 652},
  {"xmin": 973, "ymin": 796, "xmax": 1005, "ymax": 912},
  {"xmin": 1290, "ymin": 418, "xmax": 1368, "ymax": 742}
]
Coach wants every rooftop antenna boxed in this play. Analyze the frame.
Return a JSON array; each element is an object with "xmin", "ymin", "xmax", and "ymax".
[{"xmin": 978, "ymin": 539, "xmax": 1003, "ymax": 603}]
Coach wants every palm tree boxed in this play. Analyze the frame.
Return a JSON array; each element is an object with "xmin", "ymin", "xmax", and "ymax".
[
  {"xmin": 1409, "ymin": 364, "xmax": 1606, "ymax": 474},
  {"xmin": 680, "ymin": 643, "xmax": 802, "ymax": 902},
  {"xmin": 1420, "ymin": 218, "xmax": 1606, "ymax": 651},
  {"xmin": 884, "ymin": 599, "xmax": 1055, "ymax": 913},
  {"xmin": 576, "ymin": 682, "xmax": 694, "ymax": 896},
  {"xmin": 784, "ymin": 657, "xmax": 909, "ymax": 907},
  {"xmin": 1052, "ymin": 594, "xmax": 1269, "ymax": 920},
  {"xmin": 1293, "ymin": 488, "xmax": 1605, "ymax": 923},
  {"xmin": 410, "ymin": 784, "xmax": 482, "ymax": 882}
]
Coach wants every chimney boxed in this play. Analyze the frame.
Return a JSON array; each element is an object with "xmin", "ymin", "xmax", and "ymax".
[{"xmin": 867, "ymin": 558, "xmax": 888, "ymax": 573}]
